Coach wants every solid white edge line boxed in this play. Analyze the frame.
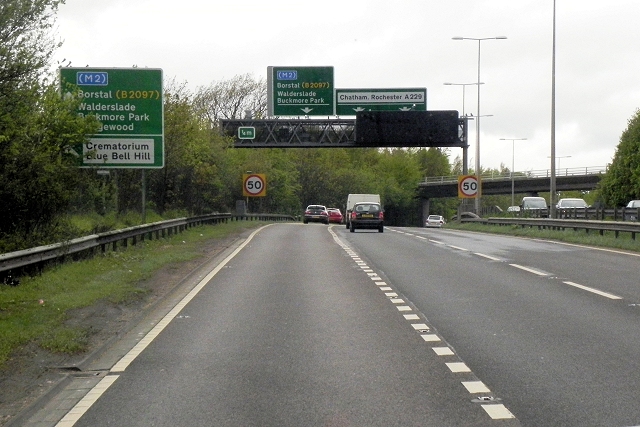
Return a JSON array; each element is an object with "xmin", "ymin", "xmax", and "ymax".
[
  {"xmin": 563, "ymin": 281, "xmax": 622, "ymax": 300},
  {"xmin": 111, "ymin": 224, "xmax": 269, "ymax": 373},
  {"xmin": 55, "ymin": 375, "xmax": 119, "ymax": 427}
]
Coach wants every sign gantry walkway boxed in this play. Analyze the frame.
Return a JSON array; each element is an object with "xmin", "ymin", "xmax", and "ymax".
[
  {"xmin": 220, "ymin": 115, "xmax": 468, "ymax": 149},
  {"xmin": 220, "ymin": 118, "xmax": 357, "ymax": 148}
]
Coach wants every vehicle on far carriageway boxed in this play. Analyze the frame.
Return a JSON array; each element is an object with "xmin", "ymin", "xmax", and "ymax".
[{"xmin": 425, "ymin": 215, "xmax": 445, "ymax": 228}]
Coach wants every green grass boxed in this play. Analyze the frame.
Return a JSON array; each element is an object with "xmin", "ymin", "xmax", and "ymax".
[
  {"xmin": 445, "ymin": 222, "xmax": 640, "ymax": 252},
  {"xmin": 0, "ymin": 220, "xmax": 269, "ymax": 367}
]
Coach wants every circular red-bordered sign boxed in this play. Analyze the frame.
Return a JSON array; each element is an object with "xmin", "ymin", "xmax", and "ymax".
[
  {"xmin": 458, "ymin": 175, "xmax": 478, "ymax": 198},
  {"xmin": 243, "ymin": 174, "xmax": 266, "ymax": 197}
]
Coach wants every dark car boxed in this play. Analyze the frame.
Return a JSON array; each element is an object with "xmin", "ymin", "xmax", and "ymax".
[
  {"xmin": 327, "ymin": 208, "xmax": 343, "ymax": 224},
  {"xmin": 303, "ymin": 205, "xmax": 329, "ymax": 224},
  {"xmin": 349, "ymin": 202, "xmax": 384, "ymax": 232}
]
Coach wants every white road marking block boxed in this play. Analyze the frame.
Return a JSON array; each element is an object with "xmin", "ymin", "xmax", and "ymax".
[
  {"xmin": 446, "ymin": 362, "xmax": 471, "ymax": 372},
  {"xmin": 481, "ymin": 404, "xmax": 516, "ymax": 419},
  {"xmin": 462, "ymin": 381, "xmax": 490, "ymax": 393},
  {"xmin": 432, "ymin": 347, "xmax": 454, "ymax": 356}
]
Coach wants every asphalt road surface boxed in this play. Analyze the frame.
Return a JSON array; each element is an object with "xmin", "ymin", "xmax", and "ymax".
[{"xmin": 18, "ymin": 223, "xmax": 640, "ymax": 427}]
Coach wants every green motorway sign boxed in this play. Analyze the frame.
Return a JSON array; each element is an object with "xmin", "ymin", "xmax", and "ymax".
[
  {"xmin": 59, "ymin": 67, "xmax": 164, "ymax": 168},
  {"xmin": 267, "ymin": 66, "xmax": 334, "ymax": 116},
  {"xmin": 238, "ymin": 126, "xmax": 256, "ymax": 139},
  {"xmin": 335, "ymin": 88, "xmax": 427, "ymax": 116}
]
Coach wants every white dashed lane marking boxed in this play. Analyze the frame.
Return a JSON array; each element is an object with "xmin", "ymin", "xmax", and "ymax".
[
  {"xmin": 475, "ymin": 252, "xmax": 502, "ymax": 261},
  {"xmin": 433, "ymin": 347, "xmax": 454, "ymax": 356},
  {"xmin": 330, "ymin": 227, "xmax": 518, "ymax": 422},
  {"xmin": 463, "ymin": 381, "xmax": 491, "ymax": 393},
  {"xmin": 509, "ymin": 263, "xmax": 548, "ymax": 276},
  {"xmin": 446, "ymin": 362, "xmax": 471, "ymax": 373},
  {"xmin": 404, "ymin": 226, "xmax": 624, "ymax": 302},
  {"xmin": 482, "ymin": 404, "xmax": 517, "ymax": 420},
  {"xmin": 563, "ymin": 281, "xmax": 622, "ymax": 300}
]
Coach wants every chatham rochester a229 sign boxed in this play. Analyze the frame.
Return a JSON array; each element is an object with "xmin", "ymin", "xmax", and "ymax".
[{"xmin": 60, "ymin": 67, "xmax": 164, "ymax": 168}]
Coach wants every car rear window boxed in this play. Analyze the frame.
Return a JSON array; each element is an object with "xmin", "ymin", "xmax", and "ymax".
[{"xmin": 355, "ymin": 204, "xmax": 380, "ymax": 212}]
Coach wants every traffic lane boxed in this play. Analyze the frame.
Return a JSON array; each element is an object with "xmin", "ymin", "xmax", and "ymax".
[
  {"xmin": 340, "ymin": 227, "xmax": 640, "ymax": 427},
  {"xmin": 73, "ymin": 224, "xmax": 510, "ymax": 427},
  {"xmin": 417, "ymin": 228, "xmax": 640, "ymax": 302}
]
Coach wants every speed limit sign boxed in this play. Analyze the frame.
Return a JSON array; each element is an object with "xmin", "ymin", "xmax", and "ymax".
[
  {"xmin": 243, "ymin": 174, "xmax": 266, "ymax": 197},
  {"xmin": 458, "ymin": 175, "xmax": 479, "ymax": 198}
]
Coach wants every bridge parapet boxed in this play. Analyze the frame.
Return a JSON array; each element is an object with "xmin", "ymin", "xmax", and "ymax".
[{"xmin": 423, "ymin": 166, "xmax": 607, "ymax": 184}]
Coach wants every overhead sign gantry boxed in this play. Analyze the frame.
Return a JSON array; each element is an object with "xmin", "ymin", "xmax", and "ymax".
[{"xmin": 223, "ymin": 65, "xmax": 466, "ymax": 152}]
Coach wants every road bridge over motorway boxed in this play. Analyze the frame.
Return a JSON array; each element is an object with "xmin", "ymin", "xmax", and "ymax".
[{"xmin": 418, "ymin": 166, "xmax": 606, "ymax": 216}]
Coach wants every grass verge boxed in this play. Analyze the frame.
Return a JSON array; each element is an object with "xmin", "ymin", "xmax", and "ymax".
[{"xmin": 0, "ymin": 220, "xmax": 269, "ymax": 367}]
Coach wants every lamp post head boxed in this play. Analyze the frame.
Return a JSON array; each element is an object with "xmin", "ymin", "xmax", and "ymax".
[{"xmin": 452, "ymin": 36, "xmax": 508, "ymax": 41}]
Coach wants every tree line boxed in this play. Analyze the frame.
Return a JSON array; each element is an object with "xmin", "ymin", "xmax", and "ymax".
[{"xmin": 1, "ymin": 0, "xmax": 639, "ymax": 252}]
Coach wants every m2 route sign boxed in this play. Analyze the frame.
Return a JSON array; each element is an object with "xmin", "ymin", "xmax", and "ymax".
[
  {"xmin": 243, "ymin": 174, "xmax": 266, "ymax": 197},
  {"xmin": 458, "ymin": 175, "xmax": 478, "ymax": 198},
  {"xmin": 267, "ymin": 66, "xmax": 334, "ymax": 116},
  {"xmin": 60, "ymin": 67, "xmax": 164, "ymax": 168}
]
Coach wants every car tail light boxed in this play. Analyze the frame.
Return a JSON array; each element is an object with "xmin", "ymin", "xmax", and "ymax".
[
  {"xmin": 379, "ymin": 211, "xmax": 384, "ymax": 220},
  {"xmin": 351, "ymin": 211, "xmax": 357, "ymax": 219}
]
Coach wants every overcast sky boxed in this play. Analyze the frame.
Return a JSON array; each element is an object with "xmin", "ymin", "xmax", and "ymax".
[{"xmin": 53, "ymin": 0, "xmax": 640, "ymax": 173}]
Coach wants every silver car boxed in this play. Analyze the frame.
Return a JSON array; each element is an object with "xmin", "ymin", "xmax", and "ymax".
[{"xmin": 425, "ymin": 215, "xmax": 445, "ymax": 228}]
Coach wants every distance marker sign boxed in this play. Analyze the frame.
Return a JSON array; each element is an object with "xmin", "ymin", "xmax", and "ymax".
[
  {"xmin": 60, "ymin": 67, "xmax": 164, "ymax": 168},
  {"xmin": 243, "ymin": 174, "xmax": 267, "ymax": 197},
  {"xmin": 458, "ymin": 175, "xmax": 479, "ymax": 198}
]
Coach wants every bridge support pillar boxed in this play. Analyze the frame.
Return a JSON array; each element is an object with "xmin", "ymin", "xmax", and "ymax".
[{"xmin": 421, "ymin": 198, "xmax": 431, "ymax": 226}]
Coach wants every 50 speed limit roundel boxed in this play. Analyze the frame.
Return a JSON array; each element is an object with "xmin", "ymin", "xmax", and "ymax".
[
  {"xmin": 458, "ymin": 175, "xmax": 478, "ymax": 198},
  {"xmin": 243, "ymin": 174, "xmax": 266, "ymax": 197}
]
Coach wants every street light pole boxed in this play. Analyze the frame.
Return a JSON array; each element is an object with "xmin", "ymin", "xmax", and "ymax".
[
  {"xmin": 547, "ymin": 155, "xmax": 571, "ymax": 175},
  {"xmin": 550, "ymin": 0, "xmax": 557, "ymax": 218},
  {"xmin": 453, "ymin": 36, "xmax": 507, "ymax": 215},
  {"xmin": 500, "ymin": 138, "xmax": 527, "ymax": 207},
  {"xmin": 443, "ymin": 82, "xmax": 484, "ymax": 175},
  {"xmin": 443, "ymin": 82, "xmax": 484, "ymax": 117}
]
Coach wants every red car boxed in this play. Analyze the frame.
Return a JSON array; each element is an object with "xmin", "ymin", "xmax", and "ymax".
[{"xmin": 327, "ymin": 208, "xmax": 343, "ymax": 224}]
